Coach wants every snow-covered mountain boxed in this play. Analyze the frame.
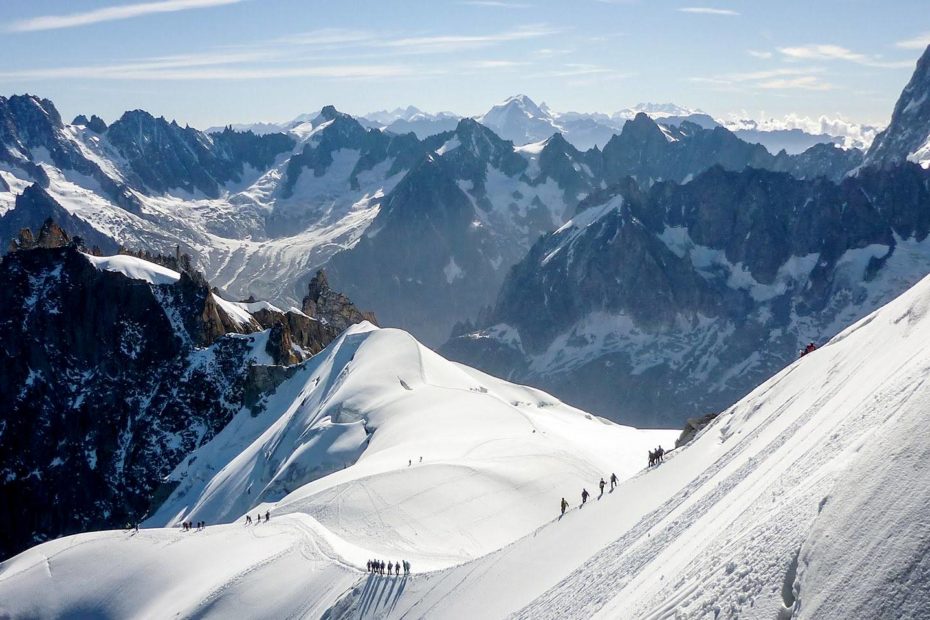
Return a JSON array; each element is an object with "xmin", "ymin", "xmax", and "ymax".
[
  {"xmin": 0, "ymin": 227, "xmax": 373, "ymax": 559},
  {"xmin": 324, "ymin": 119, "xmax": 599, "ymax": 345},
  {"xmin": 363, "ymin": 106, "xmax": 461, "ymax": 139},
  {"xmin": 4, "ymin": 255, "xmax": 930, "ymax": 617},
  {"xmin": 445, "ymin": 162, "xmax": 930, "ymax": 427},
  {"xmin": 864, "ymin": 44, "xmax": 930, "ymax": 168}
]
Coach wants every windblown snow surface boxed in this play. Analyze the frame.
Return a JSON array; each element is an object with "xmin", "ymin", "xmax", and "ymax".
[{"xmin": 6, "ymin": 269, "xmax": 930, "ymax": 617}]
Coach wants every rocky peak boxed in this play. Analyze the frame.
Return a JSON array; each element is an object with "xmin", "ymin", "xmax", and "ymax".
[
  {"xmin": 301, "ymin": 269, "xmax": 377, "ymax": 333},
  {"xmin": 864, "ymin": 45, "xmax": 930, "ymax": 168},
  {"xmin": 35, "ymin": 218, "xmax": 70, "ymax": 249}
]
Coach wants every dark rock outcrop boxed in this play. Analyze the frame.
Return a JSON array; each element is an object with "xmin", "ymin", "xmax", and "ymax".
[
  {"xmin": 105, "ymin": 110, "xmax": 294, "ymax": 197},
  {"xmin": 0, "ymin": 230, "xmax": 373, "ymax": 560},
  {"xmin": 302, "ymin": 269, "xmax": 377, "ymax": 334}
]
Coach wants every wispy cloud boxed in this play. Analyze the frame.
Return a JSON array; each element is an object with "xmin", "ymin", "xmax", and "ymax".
[
  {"xmin": 895, "ymin": 32, "xmax": 930, "ymax": 50},
  {"xmin": 0, "ymin": 23, "xmax": 558, "ymax": 82},
  {"xmin": 0, "ymin": 61, "xmax": 416, "ymax": 82},
  {"xmin": 757, "ymin": 76, "xmax": 833, "ymax": 91},
  {"xmin": 691, "ymin": 67, "xmax": 833, "ymax": 91},
  {"xmin": 678, "ymin": 7, "xmax": 739, "ymax": 16},
  {"xmin": 382, "ymin": 25, "xmax": 556, "ymax": 54},
  {"xmin": 467, "ymin": 60, "xmax": 529, "ymax": 69},
  {"xmin": 778, "ymin": 44, "xmax": 913, "ymax": 68},
  {"xmin": 747, "ymin": 50, "xmax": 773, "ymax": 60},
  {"xmin": 8, "ymin": 0, "xmax": 245, "ymax": 33}
]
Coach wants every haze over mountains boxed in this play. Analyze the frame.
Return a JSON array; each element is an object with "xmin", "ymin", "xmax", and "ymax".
[{"xmin": 209, "ymin": 95, "xmax": 878, "ymax": 155}]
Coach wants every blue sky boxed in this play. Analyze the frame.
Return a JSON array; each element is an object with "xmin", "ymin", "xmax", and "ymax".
[{"xmin": 1, "ymin": 0, "xmax": 928, "ymax": 128}]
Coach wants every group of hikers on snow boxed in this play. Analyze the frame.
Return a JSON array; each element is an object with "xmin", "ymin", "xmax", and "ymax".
[
  {"xmin": 368, "ymin": 559, "xmax": 411, "ymax": 576},
  {"xmin": 561, "ymin": 446, "xmax": 669, "ymax": 516},
  {"xmin": 561, "ymin": 473, "xmax": 619, "ymax": 516},
  {"xmin": 799, "ymin": 342, "xmax": 818, "ymax": 357},
  {"xmin": 181, "ymin": 520, "xmax": 205, "ymax": 531},
  {"xmin": 244, "ymin": 510, "xmax": 271, "ymax": 525}
]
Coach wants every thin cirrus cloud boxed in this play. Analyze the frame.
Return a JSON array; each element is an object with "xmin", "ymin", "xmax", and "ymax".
[
  {"xmin": 778, "ymin": 44, "xmax": 914, "ymax": 68},
  {"xmin": 678, "ymin": 7, "xmax": 740, "ymax": 16},
  {"xmin": 895, "ymin": 32, "xmax": 930, "ymax": 50},
  {"xmin": 691, "ymin": 67, "xmax": 833, "ymax": 91},
  {"xmin": 7, "ymin": 0, "xmax": 245, "ymax": 33},
  {"xmin": 0, "ymin": 23, "xmax": 556, "ymax": 82},
  {"xmin": 381, "ymin": 24, "xmax": 557, "ymax": 54}
]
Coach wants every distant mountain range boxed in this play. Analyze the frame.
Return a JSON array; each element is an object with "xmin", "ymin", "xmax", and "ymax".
[{"xmin": 206, "ymin": 96, "xmax": 878, "ymax": 155}]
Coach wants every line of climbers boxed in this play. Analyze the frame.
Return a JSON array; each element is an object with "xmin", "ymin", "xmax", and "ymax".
[
  {"xmin": 799, "ymin": 341, "xmax": 818, "ymax": 357},
  {"xmin": 181, "ymin": 521, "xmax": 206, "ymax": 531},
  {"xmin": 368, "ymin": 559, "xmax": 411, "ymax": 576},
  {"xmin": 244, "ymin": 510, "xmax": 271, "ymax": 525},
  {"xmin": 648, "ymin": 445, "xmax": 665, "ymax": 468},
  {"xmin": 560, "ymin": 445, "xmax": 669, "ymax": 517}
]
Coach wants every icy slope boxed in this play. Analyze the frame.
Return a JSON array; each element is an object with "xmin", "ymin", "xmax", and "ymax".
[{"xmin": 372, "ymin": 265, "xmax": 930, "ymax": 618}]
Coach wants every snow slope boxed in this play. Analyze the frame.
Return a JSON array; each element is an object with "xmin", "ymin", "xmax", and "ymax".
[
  {"xmin": 369, "ymin": 265, "xmax": 930, "ymax": 618},
  {"xmin": 0, "ymin": 324, "xmax": 674, "ymax": 618}
]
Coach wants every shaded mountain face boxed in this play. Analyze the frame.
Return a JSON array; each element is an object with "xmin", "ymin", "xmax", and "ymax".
[
  {"xmin": 864, "ymin": 44, "xmax": 930, "ymax": 169},
  {"xmin": 443, "ymin": 164, "xmax": 930, "ymax": 427},
  {"xmin": 0, "ymin": 95, "xmax": 141, "ymax": 212},
  {"xmin": 323, "ymin": 114, "xmax": 861, "ymax": 345},
  {"xmin": 601, "ymin": 114, "xmax": 860, "ymax": 186},
  {"xmin": 105, "ymin": 110, "xmax": 295, "ymax": 198},
  {"xmin": 0, "ymin": 228, "xmax": 374, "ymax": 560},
  {"xmin": 324, "ymin": 120, "xmax": 602, "ymax": 345}
]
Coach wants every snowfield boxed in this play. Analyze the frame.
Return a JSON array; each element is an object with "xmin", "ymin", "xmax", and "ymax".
[
  {"xmin": 4, "ymin": 265, "xmax": 930, "ymax": 616},
  {"xmin": 0, "ymin": 323, "xmax": 673, "ymax": 618}
]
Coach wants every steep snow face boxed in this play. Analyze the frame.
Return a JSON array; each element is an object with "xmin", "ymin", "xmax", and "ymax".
[
  {"xmin": 354, "ymin": 265, "xmax": 930, "ymax": 618},
  {"xmin": 148, "ymin": 324, "xmax": 674, "ymax": 567}
]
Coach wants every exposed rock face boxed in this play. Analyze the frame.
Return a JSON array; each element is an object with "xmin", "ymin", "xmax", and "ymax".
[
  {"xmin": 444, "ymin": 163, "xmax": 930, "ymax": 427},
  {"xmin": 105, "ymin": 110, "xmax": 295, "ymax": 197},
  {"xmin": 864, "ymin": 44, "xmax": 930, "ymax": 168},
  {"xmin": 0, "ymin": 185, "xmax": 119, "ymax": 254},
  {"xmin": 0, "ymin": 95, "xmax": 141, "ymax": 212},
  {"xmin": 0, "ymin": 232, "xmax": 374, "ymax": 560},
  {"xmin": 676, "ymin": 413, "xmax": 719, "ymax": 448},
  {"xmin": 301, "ymin": 269, "xmax": 377, "ymax": 334}
]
